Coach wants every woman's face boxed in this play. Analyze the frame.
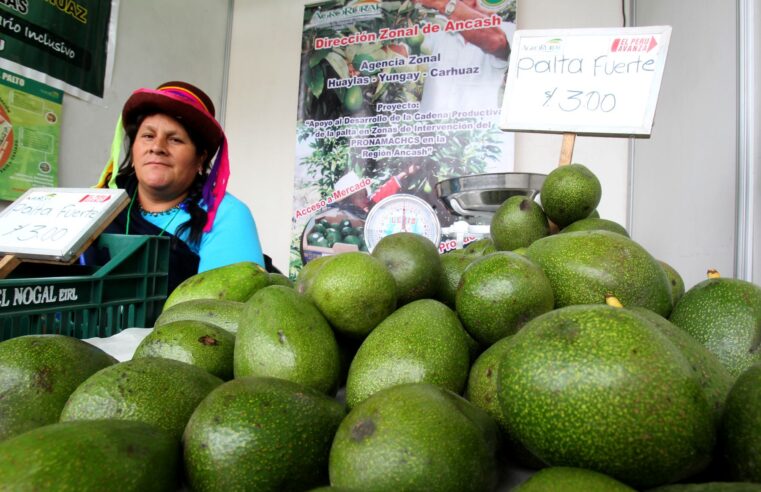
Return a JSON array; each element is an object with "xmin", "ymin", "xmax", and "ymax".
[{"xmin": 132, "ymin": 113, "xmax": 207, "ymax": 199}]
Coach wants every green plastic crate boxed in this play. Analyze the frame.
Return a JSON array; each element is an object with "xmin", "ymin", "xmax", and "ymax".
[{"xmin": 0, "ymin": 234, "xmax": 169, "ymax": 340}]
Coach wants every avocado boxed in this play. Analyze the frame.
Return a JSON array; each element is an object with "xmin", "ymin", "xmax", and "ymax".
[
  {"xmin": 515, "ymin": 466, "xmax": 636, "ymax": 491},
  {"xmin": 268, "ymin": 272, "xmax": 294, "ymax": 287},
  {"xmin": 668, "ymin": 277, "xmax": 761, "ymax": 377},
  {"xmin": 0, "ymin": 420, "xmax": 180, "ymax": 491},
  {"xmin": 345, "ymin": 299, "xmax": 471, "ymax": 409},
  {"xmin": 525, "ymin": 230, "xmax": 673, "ymax": 317},
  {"xmin": 295, "ymin": 254, "xmax": 335, "ymax": 294},
  {"xmin": 60, "ymin": 357, "xmax": 222, "ymax": 441},
  {"xmin": 463, "ymin": 237, "xmax": 497, "ymax": 256},
  {"xmin": 490, "ymin": 195, "xmax": 550, "ymax": 251},
  {"xmin": 234, "ymin": 285, "xmax": 341, "ymax": 394},
  {"xmin": 0, "ymin": 334, "xmax": 117, "ymax": 441},
  {"xmin": 183, "ymin": 376, "xmax": 345, "ymax": 492},
  {"xmin": 436, "ymin": 250, "xmax": 476, "ymax": 309},
  {"xmin": 719, "ymin": 363, "xmax": 761, "ymax": 482},
  {"xmin": 370, "ymin": 232, "xmax": 442, "ymax": 305},
  {"xmin": 465, "ymin": 335, "xmax": 545, "ymax": 470},
  {"xmin": 154, "ymin": 298, "xmax": 245, "ymax": 335},
  {"xmin": 658, "ymin": 260, "xmax": 686, "ymax": 307},
  {"xmin": 456, "ymin": 251, "xmax": 554, "ymax": 345},
  {"xmin": 163, "ymin": 261, "xmax": 270, "ymax": 310},
  {"xmin": 329, "ymin": 382, "xmax": 498, "ymax": 492},
  {"xmin": 300, "ymin": 251, "xmax": 397, "ymax": 339},
  {"xmin": 629, "ymin": 307, "xmax": 733, "ymax": 423},
  {"xmin": 133, "ymin": 320, "xmax": 235, "ymax": 380},
  {"xmin": 561, "ymin": 217, "xmax": 629, "ymax": 237},
  {"xmin": 540, "ymin": 163, "xmax": 602, "ymax": 228},
  {"xmin": 497, "ymin": 304, "xmax": 715, "ymax": 489}
]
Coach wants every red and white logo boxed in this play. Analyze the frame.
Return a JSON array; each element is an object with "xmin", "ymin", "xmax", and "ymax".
[
  {"xmin": 610, "ymin": 36, "xmax": 658, "ymax": 53},
  {"xmin": 79, "ymin": 194, "xmax": 111, "ymax": 203}
]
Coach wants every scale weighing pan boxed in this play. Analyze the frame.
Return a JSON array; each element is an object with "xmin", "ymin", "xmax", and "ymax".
[{"xmin": 436, "ymin": 172, "xmax": 547, "ymax": 217}]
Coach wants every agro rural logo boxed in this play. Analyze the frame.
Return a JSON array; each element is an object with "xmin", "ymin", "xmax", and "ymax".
[
  {"xmin": 479, "ymin": 0, "xmax": 510, "ymax": 10},
  {"xmin": 305, "ymin": 0, "xmax": 383, "ymax": 30},
  {"xmin": 523, "ymin": 37, "xmax": 562, "ymax": 52}
]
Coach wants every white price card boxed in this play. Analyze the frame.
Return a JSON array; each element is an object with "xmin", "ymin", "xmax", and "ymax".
[
  {"xmin": 0, "ymin": 188, "xmax": 128, "ymax": 262},
  {"xmin": 500, "ymin": 26, "xmax": 672, "ymax": 136}
]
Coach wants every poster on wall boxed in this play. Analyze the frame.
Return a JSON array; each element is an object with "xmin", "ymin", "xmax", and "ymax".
[
  {"xmin": 0, "ymin": 68, "xmax": 63, "ymax": 201},
  {"xmin": 0, "ymin": 0, "xmax": 118, "ymax": 100},
  {"xmin": 291, "ymin": 0, "xmax": 517, "ymax": 276}
]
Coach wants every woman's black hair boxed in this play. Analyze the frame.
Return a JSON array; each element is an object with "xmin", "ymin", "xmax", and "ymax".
[{"xmin": 119, "ymin": 112, "xmax": 216, "ymax": 247}]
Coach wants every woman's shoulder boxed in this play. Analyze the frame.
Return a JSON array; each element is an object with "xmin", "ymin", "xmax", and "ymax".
[{"xmin": 206, "ymin": 192, "xmax": 251, "ymax": 215}]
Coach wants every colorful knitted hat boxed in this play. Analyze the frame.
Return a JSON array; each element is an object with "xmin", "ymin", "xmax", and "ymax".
[{"xmin": 97, "ymin": 81, "xmax": 230, "ymax": 232}]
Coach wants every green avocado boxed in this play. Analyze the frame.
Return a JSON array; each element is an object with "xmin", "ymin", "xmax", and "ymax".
[
  {"xmin": 307, "ymin": 231, "xmax": 325, "ymax": 245},
  {"xmin": 465, "ymin": 335, "xmax": 545, "ymax": 470},
  {"xmin": 540, "ymin": 163, "xmax": 602, "ymax": 228},
  {"xmin": 456, "ymin": 251, "xmax": 554, "ymax": 345},
  {"xmin": 525, "ymin": 230, "xmax": 673, "ymax": 317},
  {"xmin": 515, "ymin": 466, "xmax": 635, "ymax": 491},
  {"xmin": 436, "ymin": 250, "xmax": 475, "ymax": 309},
  {"xmin": 0, "ymin": 420, "xmax": 180, "ymax": 491},
  {"xmin": 154, "ymin": 298, "xmax": 245, "ymax": 335},
  {"xmin": 268, "ymin": 272, "xmax": 294, "ymax": 287},
  {"xmin": 0, "ymin": 334, "xmax": 117, "ymax": 441},
  {"xmin": 561, "ymin": 217, "xmax": 629, "ymax": 237},
  {"xmin": 234, "ymin": 285, "xmax": 341, "ymax": 394},
  {"xmin": 490, "ymin": 195, "xmax": 550, "ymax": 251},
  {"xmin": 300, "ymin": 252, "xmax": 397, "ymax": 339},
  {"xmin": 719, "ymin": 363, "xmax": 761, "ymax": 482},
  {"xmin": 497, "ymin": 305, "xmax": 715, "ymax": 489},
  {"xmin": 163, "ymin": 261, "xmax": 270, "ymax": 311},
  {"xmin": 463, "ymin": 237, "xmax": 497, "ymax": 256},
  {"xmin": 295, "ymin": 254, "xmax": 336, "ymax": 294},
  {"xmin": 184, "ymin": 376, "xmax": 345, "ymax": 492},
  {"xmin": 329, "ymin": 382, "xmax": 498, "ymax": 492},
  {"xmin": 668, "ymin": 277, "xmax": 761, "ymax": 377},
  {"xmin": 133, "ymin": 320, "xmax": 235, "ymax": 380},
  {"xmin": 658, "ymin": 260, "xmax": 685, "ymax": 307},
  {"xmin": 371, "ymin": 232, "xmax": 442, "ymax": 305},
  {"xmin": 345, "ymin": 299, "xmax": 471, "ymax": 409},
  {"xmin": 60, "ymin": 357, "xmax": 222, "ymax": 441},
  {"xmin": 629, "ymin": 307, "xmax": 733, "ymax": 424}
]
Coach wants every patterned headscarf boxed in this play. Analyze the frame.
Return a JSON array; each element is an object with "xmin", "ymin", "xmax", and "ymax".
[{"xmin": 96, "ymin": 81, "xmax": 230, "ymax": 232}]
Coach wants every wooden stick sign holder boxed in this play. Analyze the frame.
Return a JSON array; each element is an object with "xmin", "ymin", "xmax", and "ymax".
[
  {"xmin": 499, "ymin": 26, "xmax": 672, "ymax": 169},
  {"xmin": 0, "ymin": 188, "xmax": 129, "ymax": 279},
  {"xmin": 0, "ymin": 255, "xmax": 21, "ymax": 279},
  {"xmin": 558, "ymin": 133, "xmax": 576, "ymax": 167}
]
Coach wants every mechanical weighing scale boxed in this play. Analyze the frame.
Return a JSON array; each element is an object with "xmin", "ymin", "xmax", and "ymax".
[
  {"xmin": 362, "ymin": 173, "xmax": 546, "ymax": 252},
  {"xmin": 436, "ymin": 172, "xmax": 547, "ymax": 250}
]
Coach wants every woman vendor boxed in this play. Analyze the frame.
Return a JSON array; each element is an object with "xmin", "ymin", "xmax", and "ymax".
[{"xmin": 95, "ymin": 81, "xmax": 265, "ymax": 291}]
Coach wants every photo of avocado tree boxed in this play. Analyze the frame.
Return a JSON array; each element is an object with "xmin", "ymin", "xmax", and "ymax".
[{"xmin": 290, "ymin": 0, "xmax": 517, "ymax": 277}]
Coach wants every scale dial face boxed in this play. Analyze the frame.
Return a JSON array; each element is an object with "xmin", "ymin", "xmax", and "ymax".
[{"xmin": 364, "ymin": 194, "xmax": 441, "ymax": 252}]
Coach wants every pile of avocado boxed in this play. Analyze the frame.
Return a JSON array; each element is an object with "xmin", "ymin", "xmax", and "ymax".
[
  {"xmin": 1, "ymin": 164, "xmax": 760, "ymax": 491},
  {"xmin": 306, "ymin": 217, "xmax": 367, "ymax": 251}
]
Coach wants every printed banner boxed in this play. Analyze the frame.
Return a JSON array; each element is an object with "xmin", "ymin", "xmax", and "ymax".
[
  {"xmin": 0, "ymin": 68, "xmax": 63, "ymax": 201},
  {"xmin": 291, "ymin": 0, "xmax": 517, "ymax": 277},
  {"xmin": 0, "ymin": 0, "xmax": 118, "ymax": 100}
]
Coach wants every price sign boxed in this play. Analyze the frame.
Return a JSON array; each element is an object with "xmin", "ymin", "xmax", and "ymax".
[
  {"xmin": 0, "ymin": 188, "xmax": 128, "ymax": 262},
  {"xmin": 500, "ymin": 26, "xmax": 672, "ymax": 136}
]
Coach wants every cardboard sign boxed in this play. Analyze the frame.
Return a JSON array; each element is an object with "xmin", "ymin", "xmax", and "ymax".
[
  {"xmin": 500, "ymin": 26, "xmax": 672, "ymax": 136},
  {"xmin": 0, "ymin": 187, "xmax": 128, "ymax": 262}
]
